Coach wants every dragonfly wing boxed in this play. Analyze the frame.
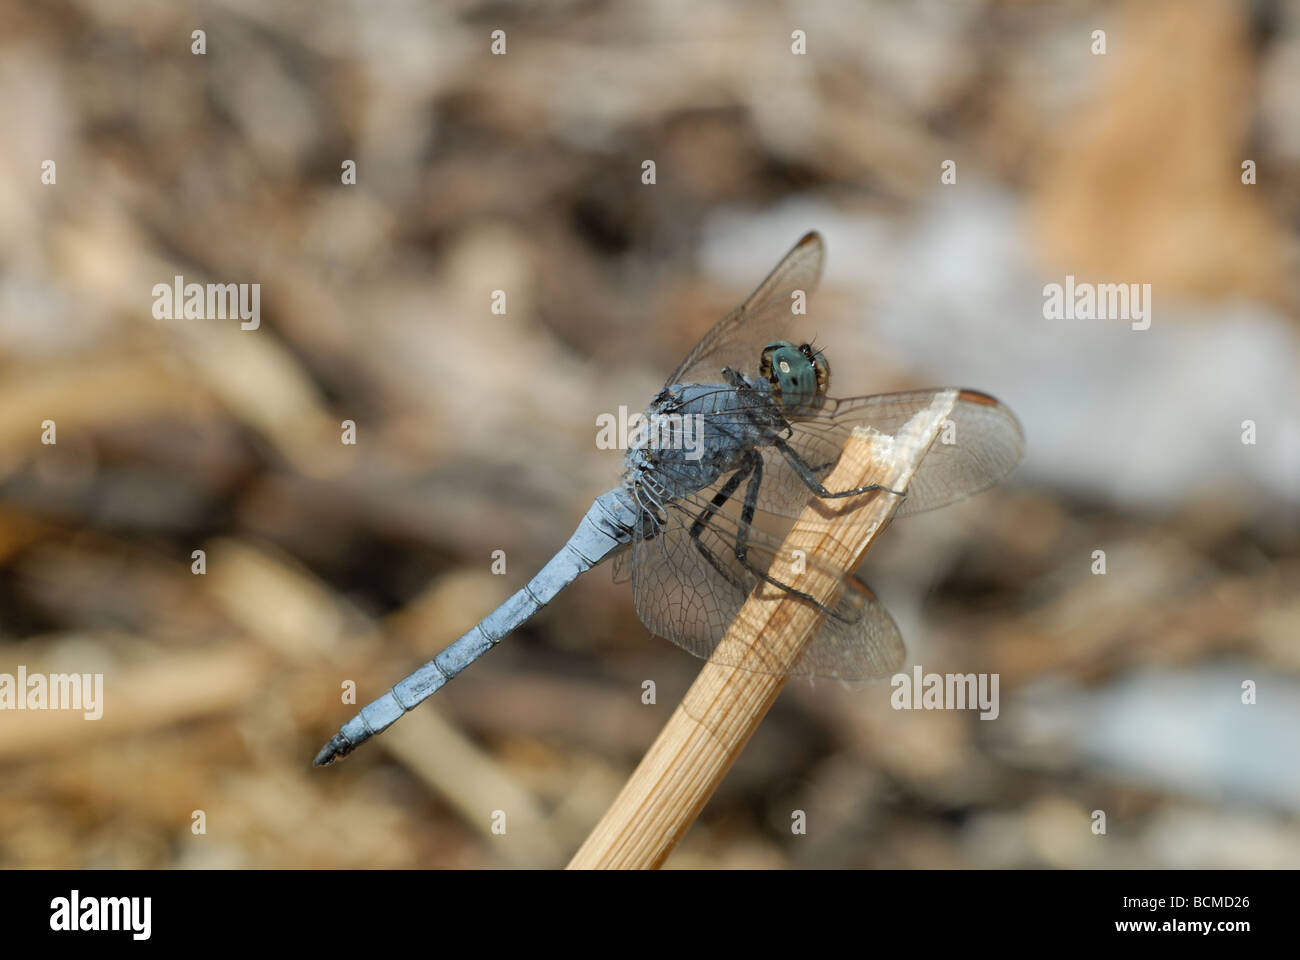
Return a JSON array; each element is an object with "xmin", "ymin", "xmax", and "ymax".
[
  {"xmin": 740, "ymin": 388, "xmax": 1024, "ymax": 520},
  {"xmin": 611, "ymin": 547, "xmax": 633, "ymax": 584},
  {"xmin": 797, "ymin": 573, "xmax": 905, "ymax": 680},
  {"xmin": 630, "ymin": 488, "xmax": 905, "ymax": 679},
  {"xmin": 666, "ymin": 232, "xmax": 825, "ymax": 388},
  {"xmin": 630, "ymin": 494, "xmax": 747, "ymax": 663}
]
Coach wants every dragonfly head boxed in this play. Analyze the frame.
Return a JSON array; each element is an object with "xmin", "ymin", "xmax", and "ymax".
[{"xmin": 759, "ymin": 340, "xmax": 830, "ymax": 410}]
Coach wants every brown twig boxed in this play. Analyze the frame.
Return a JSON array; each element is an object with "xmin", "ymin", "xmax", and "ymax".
[{"xmin": 567, "ymin": 390, "xmax": 959, "ymax": 869}]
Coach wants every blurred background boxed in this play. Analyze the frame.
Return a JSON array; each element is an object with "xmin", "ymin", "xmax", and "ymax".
[{"xmin": 1, "ymin": 0, "xmax": 1298, "ymax": 869}]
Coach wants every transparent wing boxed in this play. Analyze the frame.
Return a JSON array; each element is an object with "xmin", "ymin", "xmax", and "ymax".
[
  {"xmin": 784, "ymin": 389, "xmax": 1024, "ymax": 518},
  {"xmin": 630, "ymin": 488, "xmax": 905, "ymax": 680},
  {"xmin": 649, "ymin": 387, "xmax": 1023, "ymax": 522},
  {"xmin": 611, "ymin": 547, "xmax": 633, "ymax": 584},
  {"xmin": 665, "ymin": 232, "xmax": 825, "ymax": 388}
]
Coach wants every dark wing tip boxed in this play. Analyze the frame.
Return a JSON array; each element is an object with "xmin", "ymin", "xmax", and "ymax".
[
  {"xmin": 795, "ymin": 231, "xmax": 823, "ymax": 256},
  {"xmin": 794, "ymin": 231, "xmax": 825, "ymax": 286},
  {"xmin": 956, "ymin": 389, "xmax": 1025, "ymax": 443},
  {"xmin": 955, "ymin": 388, "xmax": 999, "ymax": 407}
]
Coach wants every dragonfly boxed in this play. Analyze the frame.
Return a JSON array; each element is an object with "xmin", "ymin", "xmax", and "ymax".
[{"xmin": 314, "ymin": 231, "xmax": 1023, "ymax": 766}]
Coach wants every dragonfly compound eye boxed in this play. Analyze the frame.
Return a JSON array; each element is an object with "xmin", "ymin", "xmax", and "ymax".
[
  {"xmin": 761, "ymin": 340, "xmax": 823, "ymax": 409},
  {"xmin": 802, "ymin": 343, "xmax": 831, "ymax": 397}
]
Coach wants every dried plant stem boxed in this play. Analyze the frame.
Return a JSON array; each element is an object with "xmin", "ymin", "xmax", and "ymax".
[{"xmin": 568, "ymin": 390, "xmax": 959, "ymax": 869}]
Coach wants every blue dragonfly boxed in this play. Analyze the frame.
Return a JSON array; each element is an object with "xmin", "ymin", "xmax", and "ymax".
[{"xmin": 314, "ymin": 232, "xmax": 1022, "ymax": 766}]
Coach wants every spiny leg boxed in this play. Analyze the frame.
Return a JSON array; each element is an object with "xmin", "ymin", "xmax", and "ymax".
[
  {"xmin": 772, "ymin": 435, "xmax": 907, "ymax": 501},
  {"xmin": 725, "ymin": 366, "xmax": 902, "ymax": 501},
  {"xmin": 688, "ymin": 462, "xmax": 752, "ymax": 591},
  {"xmin": 727, "ymin": 452, "xmax": 851, "ymax": 622}
]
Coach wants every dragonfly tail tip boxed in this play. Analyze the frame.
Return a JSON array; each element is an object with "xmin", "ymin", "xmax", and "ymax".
[{"xmin": 312, "ymin": 733, "xmax": 353, "ymax": 767}]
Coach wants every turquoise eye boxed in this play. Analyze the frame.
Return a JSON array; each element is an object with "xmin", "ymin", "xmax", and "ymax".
[{"xmin": 760, "ymin": 340, "xmax": 830, "ymax": 410}]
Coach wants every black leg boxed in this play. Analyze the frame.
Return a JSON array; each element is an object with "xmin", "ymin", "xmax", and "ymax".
[
  {"xmin": 689, "ymin": 462, "xmax": 749, "ymax": 541},
  {"xmin": 688, "ymin": 462, "xmax": 752, "ymax": 590},
  {"xmin": 727, "ymin": 453, "xmax": 854, "ymax": 623},
  {"xmin": 772, "ymin": 436, "xmax": 907, "ymax": 501},
  {"xmin": 724, "ymin": 367, "xmax": 901, "ymax": 502},
  {"xmin": 736, "ymin": 451, "xmax": 763, "ymax": 547}
]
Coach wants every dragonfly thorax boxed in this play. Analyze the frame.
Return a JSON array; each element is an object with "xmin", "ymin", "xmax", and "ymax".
[{"xmin": 760, "ymin": 340, "xmax": 830, "ymax": 411}]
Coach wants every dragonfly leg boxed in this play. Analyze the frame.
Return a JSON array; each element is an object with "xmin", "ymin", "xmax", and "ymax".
[
  {"xmin": 688, "ymin": 462, "xmax": 752, "ymax": 591},
  {"xmin": 686, "ymin": 455, "xmax": 856, "ymax": 624},
  {"xmin": 771, "ymin": 436, "xmax": 907, "ymax": 501},
  {"xmin": 728, "ymin": 452, "xmax": 852, "ymax": 622}
]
